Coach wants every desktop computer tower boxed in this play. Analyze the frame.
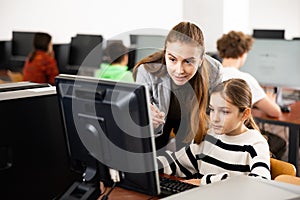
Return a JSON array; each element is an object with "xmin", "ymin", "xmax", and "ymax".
[{"xmin": 0, "ymin": 88, "xmax": 79, "ymax": 199}]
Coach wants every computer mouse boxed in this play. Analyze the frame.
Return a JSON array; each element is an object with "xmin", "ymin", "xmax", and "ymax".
[{"xmin": 280, "ymin": 105, "xmax": 291, "ymax": 113}]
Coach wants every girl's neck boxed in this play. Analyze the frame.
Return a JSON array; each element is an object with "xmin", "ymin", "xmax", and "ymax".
[{"xmin": 222, "ymin": 58, "xmax": 243, "ymax": 69}]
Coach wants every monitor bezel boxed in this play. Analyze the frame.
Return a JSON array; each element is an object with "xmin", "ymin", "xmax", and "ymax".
[{"xmin": 55, "ymin": 74, "xmax": 160, "ymax": 196}]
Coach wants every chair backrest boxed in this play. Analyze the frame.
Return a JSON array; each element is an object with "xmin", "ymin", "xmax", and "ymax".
[{"xmin": 270, "ymin": 158, "xmax": 296, "ymax": 179}]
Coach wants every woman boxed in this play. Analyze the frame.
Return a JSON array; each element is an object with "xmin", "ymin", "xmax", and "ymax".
[
  {"xmin": 133, "ymin": 21, "xmax": 222, "ymax": 151},
  {"xmin": 23, "ymin": 32, "xmax": 59, "ymax": 85}
]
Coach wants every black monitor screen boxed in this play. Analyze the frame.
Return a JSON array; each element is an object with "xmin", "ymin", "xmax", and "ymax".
[
  {"xmin": 130, "ymin": 34, "xmax": 166, "ymax": 65},
  {"xmin": 12, "ymin": 31, "xmax": 36, "ymax": 57},
  {"xmin": 253, "ymin": 29, "xmax": 285, "ymax": 39},
  {"xmin": 68, "ymin": 34, "xmax": 103, "ymax": 67},
  {"xmin": 55, "ymin": 74, "xmax": 160, "ymax": 196}
]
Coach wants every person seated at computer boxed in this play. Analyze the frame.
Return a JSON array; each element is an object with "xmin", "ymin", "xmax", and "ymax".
[
  {"xmin": 22, "ymin": 32, "xmax": 59, "ymax": 85},
  {"xmin": 133, "ymin": 21, "xmax": 222, "ymax": 151},
  {"xmin": 94, "ymin": 42, "xmax": 134, "ymax": 82},
  {"xmin": 157, "ymin": 79, "xmax": 271, "ymax": 186},
  {"xmin": 216, "ymin": 31, "xmax": 281, "ymax": 118}
]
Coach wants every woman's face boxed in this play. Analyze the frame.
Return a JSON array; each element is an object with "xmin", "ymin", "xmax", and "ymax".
[{"xmin": 165, "ymin": 41, "xmax": 203, "ymax": 85}]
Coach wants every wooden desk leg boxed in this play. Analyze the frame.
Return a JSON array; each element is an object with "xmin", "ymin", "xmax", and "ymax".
[{"xmin": 288, "ymin": 125, "xmax": 299, "ymax": 176}]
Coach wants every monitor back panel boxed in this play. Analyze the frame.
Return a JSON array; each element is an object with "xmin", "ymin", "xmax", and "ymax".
[{"xmin": 0, "ymin": 90, "xmax": 79, "ymax": 199}]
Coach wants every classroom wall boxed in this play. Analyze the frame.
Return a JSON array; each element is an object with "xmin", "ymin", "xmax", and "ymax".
[
  {"xmin": 0, "ymin": 0, "xmax": 182, "ymax": 44},
  {"xmin": 0, "ymin": 0, "xmax": 299, "ymax": 51},
  {"xmin": 183, "ymin": 0, "xmax": 300, "ymax": 51}
]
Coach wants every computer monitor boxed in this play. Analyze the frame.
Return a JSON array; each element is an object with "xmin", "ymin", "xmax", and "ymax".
[
  {"xmin": 68, "ymin": 34, "xmax": 103, "ymax": 67},
  {"xmin": 0, "ymin": 87, "xmax": 78, "ymax": 199},
  {"xmin": 55, "ymin": 74, "xmax": 160, "ymax": 196},
  {"xmin": 253, "ymin": 29, "xmax": 285, "ymax": 39},
  {"xmin": 0, "ymin": 81, "xmax": 49, "ymax": 92},
  {"xmin": 241, "ymin": 39, "xmax": 300, "ymax": 90},
  {"xmin": 130, "ymin": 34, "xmax": 166, "ymax": 65},
  {"xmin": 12, "ymin": 31, "xmax": 36, "ymax": 57}
]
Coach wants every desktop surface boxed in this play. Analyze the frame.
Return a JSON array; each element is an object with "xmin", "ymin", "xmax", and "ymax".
[{"xmin": 162, "ymin": 175, "xmax": 300, "ymax": 200}]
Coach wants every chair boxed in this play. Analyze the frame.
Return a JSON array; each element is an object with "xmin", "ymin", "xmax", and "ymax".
[
  {"xmin": 275, "ymin": 175, "xmax": 300, "ymax": 186},
  {"xmin": 7, "ymin": 70, "xmax": 23, "ymax": 82},
  {"xmin": 270, "ymin": 158, "xmax": 296, "ymax": 180}
]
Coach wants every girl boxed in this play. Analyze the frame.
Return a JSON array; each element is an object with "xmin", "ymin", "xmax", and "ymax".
[
  {"xmin": 23, "ymin": 32, "xmax": 59, "ymax": 85},
  {"xmin": 157, "ymin": 78, "xmax": 271, "ymax": 185},
  {"xmin": 133, "ymin": 21, "xmax": 222, "ymax": 151}
]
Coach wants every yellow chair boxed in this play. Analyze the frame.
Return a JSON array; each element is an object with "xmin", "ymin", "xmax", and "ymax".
[{"xmin": 270, "ymin": 158, "xmax": 296, "ymax": 180}]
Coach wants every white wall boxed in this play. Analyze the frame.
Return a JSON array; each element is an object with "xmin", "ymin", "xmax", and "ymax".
[
  {"xmin": 183, "ymin": 0, "xmax": 224, "ymax": 52},
  {"xmin": 183, "ymin": 0, "xmax": 300, "ymax": 52},
  {"xmin": 249, "ymin": 0, "xmax": 300, "ymax": 40},
  {"xmin": 1, "ymin": 0, "xmax": 299, "ymax": 50},
  {"xmin": 0, "ymin": 0, "xmax": 182, "ymax": 44}
]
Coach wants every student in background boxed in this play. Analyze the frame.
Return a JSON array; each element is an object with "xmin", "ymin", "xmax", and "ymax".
[
  {"xmin": 157, "ymin": 78, "xmax": 271, "ymax": 186},
  {"xmin": 133, "ymin": 21, "xmax": 222, "ymax": 151},
  {"xmin": 216, "ymin": 31, "xmax": 281, "ymax": 117},
  {"xmin": 94, "ymin": 42, "xmax": 133, "ymax": 82},
  {"xmin": 23, "ymin": 32, "xmax": 59, "ymax": 85}
]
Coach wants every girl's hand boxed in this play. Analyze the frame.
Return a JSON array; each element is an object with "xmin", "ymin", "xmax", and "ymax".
[
  {"xmin": 150, "ymin": 104, "xmax": 165, "ymax": 129},
  {"xmin": 181, "ymin": 179, "xmax": 201, "ymax": 186}
]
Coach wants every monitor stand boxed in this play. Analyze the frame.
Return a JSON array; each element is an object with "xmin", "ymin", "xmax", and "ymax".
[
  {"xmin": 276, "ymin": 87, "xmax": 291, "ymax": 113},
  {"xmin": 58, "ymin": 166, "xmax": 100, "ymax": 200},
  {"xmin": 276, "ymin": 86, "xmax": 284, "ymax": 106}
]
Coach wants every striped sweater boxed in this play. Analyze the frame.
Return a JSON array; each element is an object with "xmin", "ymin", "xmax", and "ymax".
[{"xmin": 157, "ymin": 129, "xmax": 271, "ymax": 185}]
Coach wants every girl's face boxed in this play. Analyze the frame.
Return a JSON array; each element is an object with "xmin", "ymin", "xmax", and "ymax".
[
  {"xmin": 209, "ymin": 92, "xmax": 248, "ymax": 136},
  {"xmin": 165, "ymin": 41, "xmax": 203, "ymax": 85}
]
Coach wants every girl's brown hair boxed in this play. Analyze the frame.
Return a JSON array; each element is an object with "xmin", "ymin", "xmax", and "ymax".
[
  {"xmin": 29, "ymin": 32, "xmax": 52, "ymax": 62},
  {"xmin": 133, "ymin": 21, "xmax": 209, "ymax": 144},
  {"xmin": 212, "ymin": 78, "xmax": 259, "ymax": 130}
]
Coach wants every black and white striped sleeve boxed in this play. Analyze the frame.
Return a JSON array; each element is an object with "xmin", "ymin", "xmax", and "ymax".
[{"xmin": 157, "ymin": 144, "xmax": 201, "ymax": 178}]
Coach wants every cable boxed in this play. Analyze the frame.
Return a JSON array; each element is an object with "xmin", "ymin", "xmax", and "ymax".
[{"xmin": 101, "ymin": 182, "xmax": 117, "ymax": 200}]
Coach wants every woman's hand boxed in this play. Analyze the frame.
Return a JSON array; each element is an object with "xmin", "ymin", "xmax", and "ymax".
[{"xmin": 150, "ymin": 104, "xmax": 165, "ymax": 129}]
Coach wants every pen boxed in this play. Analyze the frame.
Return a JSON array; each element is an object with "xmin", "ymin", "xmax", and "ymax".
[{"xmin": 150, "ymin": 96, "xmax": 160, "ymax": 109}]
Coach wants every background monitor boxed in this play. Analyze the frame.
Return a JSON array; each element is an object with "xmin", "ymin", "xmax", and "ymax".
[
  {"xmin": 55, "ymin": 74, "xmax": 160, "ymax": 196},
  {"xmin": 253, "ymin": 29, "xmax": 285, "ymax": 39},
  {"xmin": 68, "ymin": 34, "xmax": 103, "ymax": 67},
  {"xmin": 241, "ymin": 39, "xmax": 300, "ymax": 89},
  {"xmin": 130, "ymin": 34, "xmax": 166, "ymax": 65},
  {"xmin": 0, "ymin": 87, "xmax": 78, "ymax": 199},
  {"xmin": 12, "ymin": 31, "xmax": 36, "ymax": 57},
  {"xmin": 0, "ymin": 81, "xmax": 49, "ymax": 92}
]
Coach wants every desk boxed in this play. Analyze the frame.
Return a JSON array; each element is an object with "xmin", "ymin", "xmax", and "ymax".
[
  {"xmin": 98, "ymin": 186, "xmax": 158, "ymax": 200},
  {"xmin": 252, "ymin": 101, "xmax": 300, "ymax": 174},
  {"xmin": 97, "ymin": 175, "xmax": 182, "ymax": 200},
  {"xmin": 162, "ymin": 175, "xmax": 300, "ymax": 200},
  {"xmin": 98, "ymin": 176, "xmax": 300, "ymax": 200}
]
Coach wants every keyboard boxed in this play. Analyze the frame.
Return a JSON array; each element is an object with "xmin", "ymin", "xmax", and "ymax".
[{"xmin": 159, "ymin": 176, "xmax": 198, "ymax": 196}]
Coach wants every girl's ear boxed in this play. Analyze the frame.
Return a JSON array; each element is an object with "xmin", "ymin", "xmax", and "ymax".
[{"xmin": 242, "ymin": 108, "xmax": 251, "ymax": 121}]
